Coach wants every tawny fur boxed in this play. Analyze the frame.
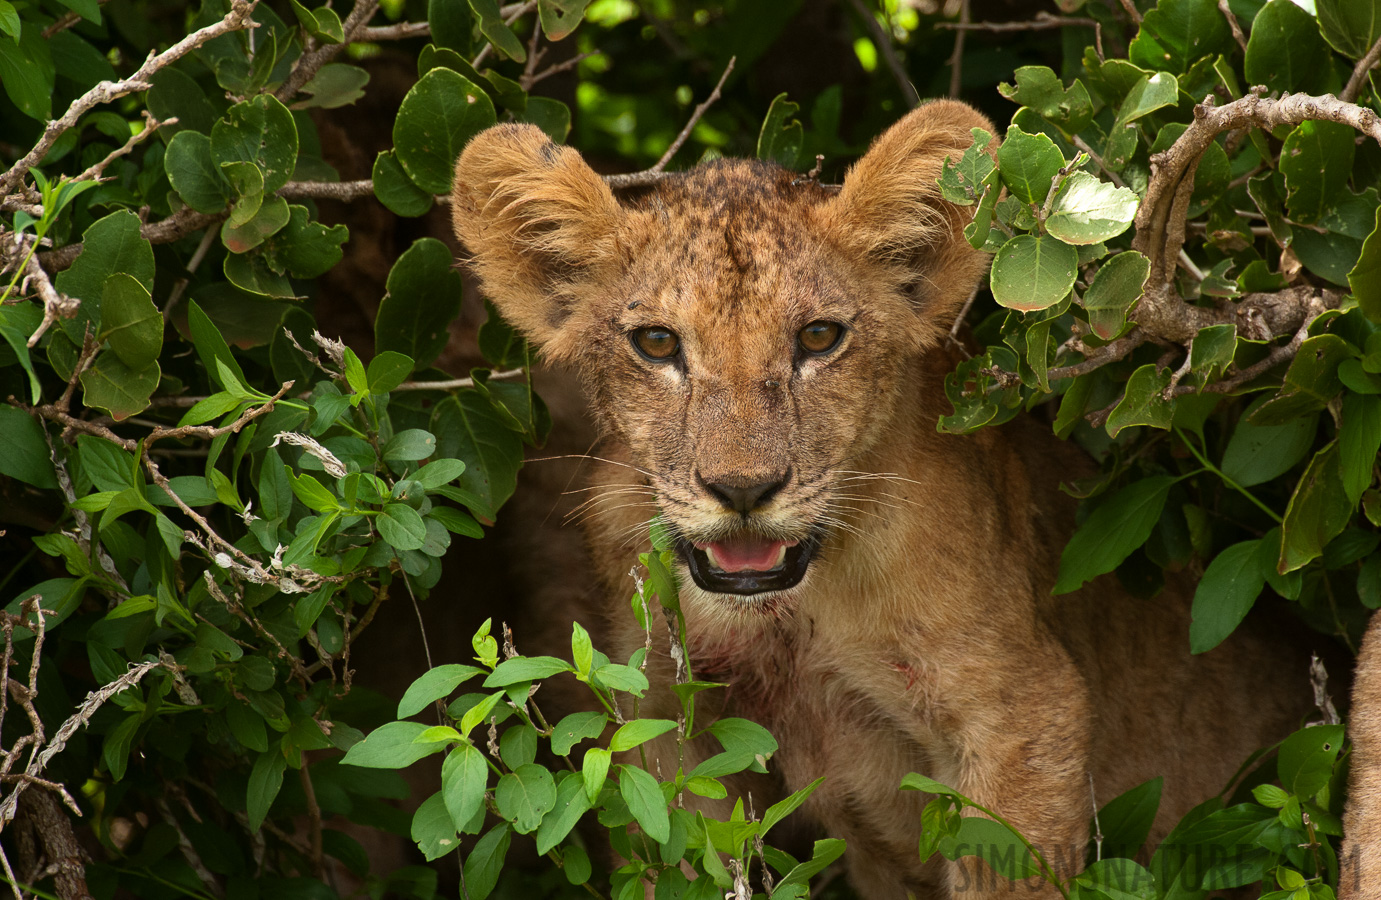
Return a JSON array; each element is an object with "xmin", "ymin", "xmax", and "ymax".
[
  {"xmin": 1343, "ymin": 611, "xmax": 1381, "ymax": 899},
  {"xmin": 452, "ymin": 102, "xmax": 1312, "ymax": 899}
]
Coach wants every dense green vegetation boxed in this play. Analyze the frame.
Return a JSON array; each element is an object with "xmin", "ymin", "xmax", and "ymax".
[{"xmin": 0, "ymin": 0, "xmax": 1379, "ymax": 897}]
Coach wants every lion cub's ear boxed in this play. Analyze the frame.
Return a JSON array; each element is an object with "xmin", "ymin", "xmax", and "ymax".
[
  {"xmin": 823, "ymin": 100, "xmax": 995, "ymax": 337},
  {"xmin": 452, "ymin": 124, "xmax": 624, "ymax": 361}
]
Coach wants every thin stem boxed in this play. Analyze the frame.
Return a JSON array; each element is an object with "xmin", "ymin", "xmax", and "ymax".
[{"xmin": 1174, "ymin": 427, "xmax": 1282, "ymax": 524}]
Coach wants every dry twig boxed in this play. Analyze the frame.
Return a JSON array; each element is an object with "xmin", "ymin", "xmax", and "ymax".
[
  {"xmin": 1343, "ymin": 35, "xmax": 1381, "ymax": 104},
  {"xmin": 844, "ymin": 0, "xmax": 919, "ymax": 107},
  {"xmin": 605, "ymin": 57, "xmax": 736, "ymax": 189},
  {"xmin": 935, "ymin": 12, "xmax": 1098, "ymax": 32}
]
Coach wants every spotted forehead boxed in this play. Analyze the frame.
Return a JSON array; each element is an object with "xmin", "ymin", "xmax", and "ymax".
[{"xmin": 620, "ymin": 160, "xmax": 846, "ymax": 322}]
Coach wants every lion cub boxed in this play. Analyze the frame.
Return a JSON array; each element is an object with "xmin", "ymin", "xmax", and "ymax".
[{"xmin": 451, "ymin": 101, "xmax": 1311, "ymax": 899}]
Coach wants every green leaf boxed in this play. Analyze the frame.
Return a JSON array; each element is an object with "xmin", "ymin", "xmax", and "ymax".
[
  {"xmin": 372, "ymin": 150, "xmax": 434, "ymax": 217},
  {"xmin": 1190, "ymin": 324, "xmax": 1237, "ymax": 377},
  {"xmin": 368, "ymin": 351, "xmax": 415, "ymax": 395},
  {"xmin": 537, "ymin": 0, "xmax": 590, "ymax": 39},
  {"xmin": 1317, "ymin": 0, "xmax": 1381, "ymax": 59},
  {"xmin": 535, "ymin": 773, "xmax": 592, "ymax": 854},
  {"xmin": 939, "ymin": 817, "xmax": 1039, "ymax": 880},
  {"xmin": 379, "ymin": 502, "xmax": 428, "ymax": 550},
  {"xmin": 98, "ymin": 273, "xmax": 162, "ymax": 369},
  {"xmin": 147, "ymin": 67, "xmax": 219, "ymax": 140},
  {"xmin": 582, "ymin": 747, "xmax": 610, "ymax": 804},
  {"xmin": 608, "ymin": 719, "xmax": 677, "ymax": 753},
  {"xmin": 165, "ymin": 131, "xmax": 229, "ymax": 214},
  {"xmin": 0, "ymin": 407, "xmax": 56, "ymax": 489},
  {"xmin": 227, "ymin": 702, "xmax": 268, "ymax": 752},
  {"xmin": 1342, "ymin": 393, "xmax": 1381, "ymax": 504},
  {"xmin": 56, "ymin": 210, "xmax": 155, "ymax": 342},
  {"xmin": 468, "ymin": 0, "xmax": 526, "ymax": 61},
  {"xmin": 757, "ymin": 93, "xmax": 803, "ymax": 169},
  {"xmin": 1280, "ymin": 121, "xmax": 1355, "ymax": 225},
  {"xmin": 441, "ymin": 743, "xmax": 490, "ymax": 833},
  {"xmin": 1093, "ymin": 777, "xmax": 1162, "ymax": 859},
  {"xmin": 762, "ymin": 776, "xmax": 825, "ymax": 837},
  {"xmin": 412, "ymin": 792, "xmax": 461, "ymax": 861},
  {"xmin": 81, "ymin": 356, "xmax": 160, "ymax": 421},
  {"xmin": 1105, "ymin": 364, "xmax": 1173, "ymax": 436},
  {"xmin": 463, "ymin": 824, "xmax": 511, "ymax": 900},
  {"xmin": 0, "ymin": 303, "xmax": 41, "ymax": 403},
  {"xmin": 187, "ymin": 299, "xmax": 249, "ymax": 391},
  {"xmin": 517, "ymin": 96, "xmax": 571, "ymax": 142},
  {"xmin": 1354, "ymin": 204, "xmax": 1381, "ymax": 324},
  {"xmin": 430, "ymin": 0, "xmax": 475, "ymax": 53},
  {"xmin": 496, "ymin": 763, "xmax": 557, "ymax": 834},
  {"xmin": 394, "ymin": 68, "xmax": 497, "ymax": 194},
  {"xmin": 211, "ymin": 94, "xmax": 299, "ymax": 194},
  {"xmin": 996, "ymin": 124, "xmax": 1065, "ymax": 205},
  {"xmin": 1221, "ymin": 411, "xmax": 1317, "ymax": 488},
  {"xmin": 299, "ymin": 62, "xmax": 369, "ymax": 108},
  {"xmin": 776, "ymin": 838, "xmax": 848, "ymax": 888},
  {"xmin": 459, "ymin": 691, "xmax": 503, "ymax": 737},
  {"xmin": 1045, "ymin": 172, "xmax": 1139, "ymax": 245},
  {"xmin": 1280, "ymin": 442, "xmax": 1353, "ymax": 573},
  {"xmin": 997, "ymin": 67, "xmax": 1093, "ymax": 134},
  {"xmin": 1244, "ymin": 0, "xmax": 1331, "ymax": 95},
  {"xmin": 221, "ymin": 160, "xmax": 265, "ymax": 228},
  {"xmin": 290, "ymin": 0, "xmax": 345, "ymax": 42},
  {"xmin": 550, "ymin": 711, "xmax": 606, "ymax": 756},
  {"xmin": 1054, "ymin": 476, "xmax": 1175, "ymax": 594},
  {"xmin": 398, "ymin": 664, "xmax": 484, "ymax": 718},
  {"xmin": 1189, "ymin": 541, "xmax": 1265, "ymax": 654},
  {"xmin": 0, "ymin": 24, "xmax": 54, "ymax": 121},
  {"xmin": 288, "ymin": 470, "xmax": 338, "ymax": 512},
  {"xmin": 619, "ymin": 764, "xmax": 669, "ymax": 843},
  {"xmin": 103, "ymin": 715, "xmax": 140, "ymax": 782},
  {"xmin": 262, "ymin": 205, "xmax": 348, "ymax": 279},
  {"xmin": 221, "ymin": 196, "xmax": 290, "ymax": 253},
  {"xmin": 0, "ymin": 2, "xmax": 19, "ymax": 40},
  {"xmin": 376, "ymin": 237, "xmax": 464, "ymax": 369},
  {"xmin": 247, "ymin": 750, "xmax": 287, "ymax": 832},
  {"xmin": 1081, "ymin": 251, "xmax": 1149, "ymax": 340},
  {"xmin": 1278, "ymin": 724, "xmax": 1345, "ymax": 799},
  {"xmin": 1127, "ymin": 0, "xmax": 1229, "ymax": 73},
  {"xmin": 499, "ymin": 725, "xmax": 538, "ymax": 770},
  {"xmin": 1074, "ymin": 858, "xmax": 1158, "ymax": 900},
  {"xmin": 341, "ymin": 721, "xmax": 449, "ymax": 768},
  {"xmin": 482, "ymin": 656, "xmax": 573, "ymax": 687},
  {"xmin": 990, "ymin": 235, "xmax": 1078, "ymax": 311},
  {"xmin": 1251, "ymin": 335, "xmax": 1350, "ymax": 424},
  {"xmin": 432, "ymin": 392, "xmax": 523, "ymax": 513}
]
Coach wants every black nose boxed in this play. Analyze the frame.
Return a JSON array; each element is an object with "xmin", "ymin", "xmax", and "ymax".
[{"xmin": 700, "ymin": 472, "xmax": 789, "ymax": 513}]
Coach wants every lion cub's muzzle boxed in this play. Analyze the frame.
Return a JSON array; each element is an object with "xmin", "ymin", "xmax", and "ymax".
[{"xmin": 676, "ymin": 536, "xmax": 818, "ymax": 596}]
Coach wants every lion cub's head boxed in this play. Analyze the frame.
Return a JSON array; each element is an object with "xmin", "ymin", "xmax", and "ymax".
[{"xmin": 453, "ymin": 101, "xmax": 992, "ymax": 602}]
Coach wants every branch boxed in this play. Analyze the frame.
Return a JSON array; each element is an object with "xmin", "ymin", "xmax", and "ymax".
[
  {"xmin": 1343, "ymin": 35, "xmax": 1381, "ymax": 104},
  {"xmin": 934, "ymin": 12, "xmax": 1098, "ymax": 31},
  {"xmin": 604, "ymin": 57, "xmax": 736, "ymax": 189},
  {"xmin": 39, "ymin": 207, "xmax": 225, "ymax": 272},
  {"xmin": 946, "ymin": 0, "xmax": 969, "ymax": 98},
  {"xmin": 1117, "ymin": 0, "xmax": 1142, "ymax": 24},
  {"xmin": 276, "ymin": 0, "xmax": 380, "ymax": 103},
  {"xmin": 1132, "ymin": 91, "xmax": 1381, "ymax": 344},
  {"xmin": 392, "ymin": 368, "xmax": 526, "ymax": 391},
  {"xmin": 357, "ymin": 20, "xmax": 430, "ymax": 41},
  {"xmin": 74, "ymin": 111, "xmax": 172, "ymax": 184},
  {"xmin": 2, "ymin": 233, "xmax": 78, "ymax": 349},
  {"xmin": 278, "ymin": 179, "xmax": 375, "ymax": 201},
  {"xmin": 1217, "ymin": 0, "xmax": 1247, "ymax": 53},
  {"xmin": 1046, "ymin": 329, "xmax": 1147, "ymax": 381},
  {"xmin": 0, "ymin": 0, "xmax": 260, "ymax": 195},
  {"xmin": 844, "ymin": 0, "xmax": 918, "ymax": 107}
]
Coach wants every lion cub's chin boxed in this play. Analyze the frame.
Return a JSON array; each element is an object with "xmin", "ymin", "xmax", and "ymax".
[{"xmin": 674, "ymin": 532, "xmax": 818, "ymax": 598}]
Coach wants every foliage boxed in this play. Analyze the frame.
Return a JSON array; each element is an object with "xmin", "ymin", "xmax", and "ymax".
[{"xmin": 0, "ymin": 0, "xmax": 1378, "ymax": 898}]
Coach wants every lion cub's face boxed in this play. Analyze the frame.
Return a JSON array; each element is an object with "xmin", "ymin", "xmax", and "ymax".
[{"xmin": 453, "ymin": 103, "xmax": 993, "ymax": 603}]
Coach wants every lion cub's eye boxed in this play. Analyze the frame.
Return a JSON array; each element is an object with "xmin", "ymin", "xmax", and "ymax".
[
  {"xmin": 631, "ymin": 327, "xmax": 681, "ymax": 361},
  {"xmin": 798, "ymin": 320, "xmax": 844, "ymax": 355}
]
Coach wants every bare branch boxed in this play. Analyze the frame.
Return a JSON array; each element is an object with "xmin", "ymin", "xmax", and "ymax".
[
  {"xmin": 392, "ymin": 368, "xmax": 527, "ymax": 391},
  {"xmin": 0, "ymin": 0, "xmax": 260, "ymax": 196},
  {"xmin": 358, "ymin": 20, "xmax": 430, "ymax": 41},
  {"xmin": 947, "ymin": 0, "xmax": 969, "ymax": 98},
  {"xmin": 1117, "ymin": 0, "xmax": 1142, "ymax": 24},
  {"xmin": 934, "ymin": 12, "xmax": 1098, "ymax": 32},
  {"xmin": 40, "ymin": 207, "xmax": 225, "ymax": 272},
  {"xmin": 604, "ymin": 57, "xmax": 736, "ymax": 189},
  {"xmin": 844, "ymin": 0, "xmax": 918, "ymax": 107},
  {"xmin": 526, "ymin": 50, "xmax": 601, "ymax": 90},
  {"xmin": 278, "ymin": 179, "xmax": 375, "ymax": 201},
  {"xmin": 75, "ymin": 111, "xmax": 172, "ymax": 184},
  {"xmin": 1046, "ymin": 329, "xmax": 1148, "ymax": 381},
  {"xmin": 1217, "ymin": 0, "xmax": 1247, "ymax": 53},
  {"xmin": 276, "ymin": 0, "xmax": 380, "ymax": 103},
  {"xmin": 1133, "ymin": 91, "xmax": 1381, "ymax": 344},
  {"xmin": 2, "ymin": 233, "xmax": 78, "ymax": 349},
  {"xmin": 1344, "ymin": 35, "xmax": 1381, "ymax": 104}
]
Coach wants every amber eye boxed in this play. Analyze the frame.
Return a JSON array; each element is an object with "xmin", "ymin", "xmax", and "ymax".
[
  {"xmin": 631, "ymin": 326, "xmax": 680, "ymax": 361},
  {"xmin": 798, "ymin": 320, "xmax": 844, "ymax": 355}
]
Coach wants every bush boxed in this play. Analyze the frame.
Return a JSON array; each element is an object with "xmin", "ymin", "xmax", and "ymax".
[{"xmin": 0, "ymin": 0, "xmax": 1377, "ymax": 898}]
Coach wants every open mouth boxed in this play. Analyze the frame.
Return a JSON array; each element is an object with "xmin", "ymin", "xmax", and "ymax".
[{"xmin": 675, "ymin": 533, "xmax": 817, "ymax": 596}]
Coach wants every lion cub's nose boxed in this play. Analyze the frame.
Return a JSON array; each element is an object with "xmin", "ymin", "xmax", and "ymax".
[{"xmin": 699, "ymin": 472, "xmax": 789, "ymax": 513}]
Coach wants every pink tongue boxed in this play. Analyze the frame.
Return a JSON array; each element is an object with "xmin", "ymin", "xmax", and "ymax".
[{"xmin": 696, "ymin": 537, "xmax": 796, "ymax": 572}]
